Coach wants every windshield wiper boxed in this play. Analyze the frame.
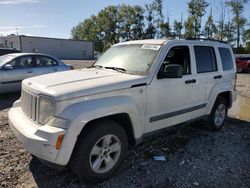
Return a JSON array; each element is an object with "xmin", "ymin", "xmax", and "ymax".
[
  {"xmin": 104, "ymin": 66, "xmax": 126, "ymax": 73},
  {"xmin": 91, "ymin": 64, "xmax": 104, "ymax": 69}
]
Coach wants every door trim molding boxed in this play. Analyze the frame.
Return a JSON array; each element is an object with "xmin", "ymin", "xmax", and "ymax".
[{"xmin": 150, "ymin": 103, "xmax": 207, "ymax": 123}]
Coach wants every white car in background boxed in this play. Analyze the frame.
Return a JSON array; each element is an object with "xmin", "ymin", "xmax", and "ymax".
[{"xmin": 0, "ymin": 53, "xmax": 73, "ymax": 93}]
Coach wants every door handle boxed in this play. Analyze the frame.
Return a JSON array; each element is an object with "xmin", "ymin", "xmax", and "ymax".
[
  {"xmin": 185, "ymin": 79, "xmax": 196, "ymax": 84},
  {"xmin": 214, "ymin": 75, "xmax": 222, "ymax": 79},
  {"xmin": 27, "ymin": 70, "xmax": 33, "ymax": 73}
]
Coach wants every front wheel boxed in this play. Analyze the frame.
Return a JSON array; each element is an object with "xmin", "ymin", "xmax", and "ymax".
[
  {"xmin": 207, "ymin": 96, "xmax": 228, "ymax": 131},
  {"xmin": 70, "ymin": 120, "xmax": 128, "ymax": 183}
]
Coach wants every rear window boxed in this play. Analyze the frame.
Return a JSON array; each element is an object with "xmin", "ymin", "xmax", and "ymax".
[
  {"xmin": 219, "ymin": 48, "xmax": 234, "ymax": 70},
  {"xmin": 194, "ymin": 46, "xmax": 217, "ymax": 73}
]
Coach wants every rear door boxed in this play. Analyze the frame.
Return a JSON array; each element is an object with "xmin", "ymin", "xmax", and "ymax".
[
  {"xmin": 33, "ymin": 55, "xmax": 59, "ymax": 76},
  {"xmin": 1, "ymin": 55, "xmax": 35, "ymax": 92},
  {"xmin": 192, "ymin": 45, "xmax": 222, "ymax": 118}
]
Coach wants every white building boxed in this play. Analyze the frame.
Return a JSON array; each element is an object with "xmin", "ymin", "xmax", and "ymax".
[{"xmin": 0, "ymin": 35, "xmax": 94, "ymax": 60}]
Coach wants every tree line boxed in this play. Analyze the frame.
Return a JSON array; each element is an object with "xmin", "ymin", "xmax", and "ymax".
[{"xmin": 71, "ymin": 0, "xmax": 250, "ymax": 53}]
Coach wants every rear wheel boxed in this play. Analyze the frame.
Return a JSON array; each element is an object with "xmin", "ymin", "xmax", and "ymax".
[
  {"xmin": 70, "ymin": 119, "xmax": 128, "ymax": 183},
  {"xmin": 207, "ymin": 96, "xmax": 228, "ymax": 131}
]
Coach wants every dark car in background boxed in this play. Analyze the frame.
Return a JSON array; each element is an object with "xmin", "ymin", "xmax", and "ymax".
[
  {"xmin": 235, "ymin": 57, "xmax": 250, "ymax": 73},
  {"xmin": 0, "ymin": 48, "xmax": 20, "ymax": 56}
]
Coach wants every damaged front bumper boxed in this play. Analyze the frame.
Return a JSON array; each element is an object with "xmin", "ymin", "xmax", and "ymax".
[{"xmin": 8, "ymin": 103, "xmax": 66, "ymax": 163}]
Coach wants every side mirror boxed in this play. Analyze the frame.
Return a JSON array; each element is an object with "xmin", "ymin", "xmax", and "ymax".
[
  {"xmin": 4, "ymin": 64, "xmax": 13, "ymax": 71},
  {"xmin": 157, "ymin": 64, "xmax": 183, "ymax": 79}
]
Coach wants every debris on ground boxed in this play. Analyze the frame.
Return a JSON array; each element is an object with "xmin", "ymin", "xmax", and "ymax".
[{"xmin": 153, "ymin": 156, "xmax": 166, "ymax": 161}]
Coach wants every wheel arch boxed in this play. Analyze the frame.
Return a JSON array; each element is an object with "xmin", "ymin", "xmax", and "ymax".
[
  {"xmin": 77, "ymin": 113, "xmax": 136, "ymax": 148},
  {"xmin": 207, "ymin": 81, "xmax": 234, "ymax": 115},
  {"xmin": 217, "ymin": 91, "xmax": 232, "ymax": 108}
]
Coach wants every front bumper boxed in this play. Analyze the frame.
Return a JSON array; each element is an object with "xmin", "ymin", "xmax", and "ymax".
[{"xmin": 8, "ymin": 104, "xmax": 66, "ymax": 164}]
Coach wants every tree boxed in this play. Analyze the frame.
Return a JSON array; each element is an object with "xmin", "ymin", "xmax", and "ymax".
[
  {"xmin": 71, "ymin": 5, "xmax": 145, "ymax": 52},
  {"xmin": 173, "ymin": 19, "xmax": 183, "ymax": 38},
  {"xmin": 152, "ymin": 0, "xmax": 165, "ymax": 37},
  {"xmin": 71, "ymin": 16, "xmax": 104, "ymax": 52},
  {"xmin": 131, "ymin": 6, "xmax": 145, "ymax": 40},
  {"xmin": 119, "ymin": 5, "xmax": 144, "ymax": 41},
  {"xmin": 187, "ymin": 0, "xmax": 209, "ymax": 37},
  {"xmin": 160, "ymin": 19, "xmax": 172, "ymax": 38},
  {"xmin": 184, "ymin": 16, "xmax": 195, "ymax": 38},
  {"xmin": 216, "ymin": 0, "xmax": 226, "ymax": 41},
  {"xmin": 203, "ymin": 9, "xmax": 217, "ymax": 38},
  {"xmin": 71, "ymin": 6, "xmax": 120, "ymax": 52},
  {"xmin": 97, "ymin": 6, "xmax": 120, "ymax": 50},
  {"xmin": 144, "ymin": 3, "xmax": 157, "ymax": 39},
  {"xmin": 224, "ymin": 21, "xmax": 235, "ymax": 43},
  {"xmin": 226, "ymin": 0, "xmax": 249, "ymax": 48},
  {"xmin": 243, "ymin": 28, "xmax": 250, "ymax": 51}
]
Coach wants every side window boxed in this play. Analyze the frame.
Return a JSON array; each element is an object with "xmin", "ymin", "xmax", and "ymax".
[
  {"xmin": 162, "ymin": 46, "xmax": 191, "ymax": 75},
  {"xmin": 219, "ymin": 48, "xmax": 234, "ymax": 70},
  {"xmin": 35, "ymin": 56, "xmax": 58, "ymax": 67},
  {"xmin": 194, "ymin": 46, "xmax": 217, "ymax": 73},
  {"xmin": 9, "ymin": 59, "xmax": 18, "ymax": 68},
  {"xmin": 9, "ymin": 56, "xmax": 33, "ymax": 69}
]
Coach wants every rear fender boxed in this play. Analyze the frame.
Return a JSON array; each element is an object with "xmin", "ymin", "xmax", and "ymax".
[{"xmin": 206, "ymin": 82, "xmax": 234, "ymax": 114}]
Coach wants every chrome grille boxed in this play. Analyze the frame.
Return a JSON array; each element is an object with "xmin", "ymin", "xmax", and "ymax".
[{"xmin": 21, "ymin": 89, "xmax": 38, "ymax": 121}]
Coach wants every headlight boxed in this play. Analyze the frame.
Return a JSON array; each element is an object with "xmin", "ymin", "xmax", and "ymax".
[{"xmin": 38, "ymin": 96, "xmax": 54, "ymax": 125}]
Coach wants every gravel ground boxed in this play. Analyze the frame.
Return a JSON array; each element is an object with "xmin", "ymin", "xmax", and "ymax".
[{"xmin": 0, "ymin": 66, "xmax": 250, "ymax": 187}]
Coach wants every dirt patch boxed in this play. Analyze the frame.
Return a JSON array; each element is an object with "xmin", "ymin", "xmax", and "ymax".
[{"xmin": 236, "ymin": 73, "xmax": 250, "ymax": 98}]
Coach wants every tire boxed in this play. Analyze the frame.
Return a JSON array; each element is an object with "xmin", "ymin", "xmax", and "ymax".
[
  {"xmin": 70, "ymin": 119, "xmax": 128, "ymax": 183},
  {"xmin": 207, "ymin": 96, "xmax": 228, "ymax": 131}
]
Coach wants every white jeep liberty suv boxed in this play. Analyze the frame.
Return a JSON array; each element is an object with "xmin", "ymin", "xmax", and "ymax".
[{"xmin": 9, "ymin": 38, "xmax": 236, "ymax": 183}]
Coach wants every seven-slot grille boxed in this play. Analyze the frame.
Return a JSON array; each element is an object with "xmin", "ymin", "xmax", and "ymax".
[{"xmin": 21, "ymin": 89, "xmax": 38, "ymax": 121}]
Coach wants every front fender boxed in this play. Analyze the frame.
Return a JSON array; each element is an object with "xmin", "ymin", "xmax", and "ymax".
[{"xmin": 55, "ymin": 96, "xmax": 143, "ymax": 165}]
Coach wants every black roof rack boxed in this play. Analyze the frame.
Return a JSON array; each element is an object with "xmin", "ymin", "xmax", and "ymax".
[{"xmin": 185, "ymin": 38, "xmax": 228, "ymax": 44}]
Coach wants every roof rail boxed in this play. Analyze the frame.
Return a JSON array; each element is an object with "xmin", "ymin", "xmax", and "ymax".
[{"xmin": 185, "ymin": 38, "xmax": 228, "ymax": 44}]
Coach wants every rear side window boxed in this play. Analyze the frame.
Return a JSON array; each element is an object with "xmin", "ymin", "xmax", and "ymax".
[
  {"xmin": 219, "ymin": 48, "xmax": 234, "ymax": 70},
  {"xmin": 194, "ymin": 46, "xmax": 217, "ymax": 73},
  {"xmin": 35, "ymin": 56, "xmax": 58, "ymax": 67}
]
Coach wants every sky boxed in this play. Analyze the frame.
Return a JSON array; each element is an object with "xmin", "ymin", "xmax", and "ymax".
[{"xmin": 0, "ymin": 0, "xmax": 249, "ymax": 39}]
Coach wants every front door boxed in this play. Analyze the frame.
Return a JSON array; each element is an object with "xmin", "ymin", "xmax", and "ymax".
[
  {"xmin": 1, "ymin": 56, "xmax": 35, "ymax": 93},
  {"xmin": 145, "ymin": 45, "xmax": 197, "ymax": 133}
]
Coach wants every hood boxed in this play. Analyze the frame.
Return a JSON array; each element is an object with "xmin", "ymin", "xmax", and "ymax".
[{"xmin": 22, "ymin": 68, "xmax": 146, "ymax": 101}]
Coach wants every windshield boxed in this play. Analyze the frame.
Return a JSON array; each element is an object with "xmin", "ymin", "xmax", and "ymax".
[
  {"xmin": 0, "ymin": 54, "xmax": 15, "ymax": 67},
  {"xmin": 94, "ymin": 44, "xmax": 162, "ymax": 75}
]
